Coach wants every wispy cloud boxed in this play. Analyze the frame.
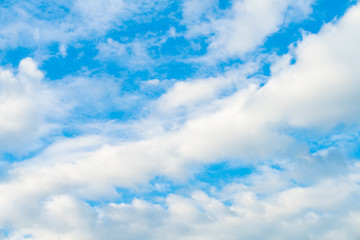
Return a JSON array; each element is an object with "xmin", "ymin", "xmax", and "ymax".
[{"xmin": 182, "ymin": 0, "xmax": 315, "ymax": 62}]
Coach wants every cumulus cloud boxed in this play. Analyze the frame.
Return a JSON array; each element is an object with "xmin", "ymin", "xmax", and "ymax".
[
  {"xmin": 1, "ymin": 1, "xmax": 360, "ymax": 240},
  {"xmin": 248, "ymin": 5, "xmax": 360, "ymax": 128},
  {"xmin": 2, "ymin": 165, "xmax": 360, "ymax": 239},
  {"xmin": 1, "ymin": 0, "xmax": 360, "ymax": 200},
  {"xmin": 0, "ymin": 58, "xmax": 62, "ymax": 153}
]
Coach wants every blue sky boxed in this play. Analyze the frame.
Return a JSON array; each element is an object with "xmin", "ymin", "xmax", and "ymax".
[{"xmin": 1, "ymin": 0, "xmax": 360, "ymax": 239}]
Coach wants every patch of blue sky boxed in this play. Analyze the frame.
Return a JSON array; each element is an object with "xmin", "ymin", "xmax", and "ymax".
[
  {"xmin": 41, "ymin": 42, "xmax": 100, "ymax": 80},
  {"xmin": 1, "ymin": 152, "xmax": 23, "ymax": 163},
  {"xmin": 192, "ymin": 162, "xmax": 253, "ymax": 189},
  {"xmin": 314, "ymin": 0, "xmax": 357, "ymax": 23},
  {"xmin": 218, "ymin": 0, "xmax": 232, "ymax": 10},
  {"xmin": 0, "ymin": 137, "xmax": 51, "ymax": 163},
  {"xmin": 348, "ymin": 140, "xmax": 360, "ymax": 160},
  {"xmin": 0, "ymin": 228, "xmax": 10, "ymax": 238},
  {"xmin": 0, "ymin": 47, "xmax": 33, "ymax": 68},
  {"xmin": 151, "ymin": 61, "xmax": 197, "ymax": 80},
  {"xmin": 60, "ymin": 126, "xmax": 83, "ymax": 138},
  {"xmin": 153, "ymin": 36, "xmax": 201, "ymax": 58},
  {"xmin": 106, "ymin": 14, "xmax": 182, "ymax": 43}
]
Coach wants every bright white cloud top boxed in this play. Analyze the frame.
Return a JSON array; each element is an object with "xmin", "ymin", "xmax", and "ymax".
[{"xmin": 1, "ymin": 0, "xmax": 360, "ymax": 239}]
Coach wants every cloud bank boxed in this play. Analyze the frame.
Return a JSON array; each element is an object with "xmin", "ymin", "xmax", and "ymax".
[{"xmin": 1, "ymin": 0, "xmax": 360, "ymax": 239}]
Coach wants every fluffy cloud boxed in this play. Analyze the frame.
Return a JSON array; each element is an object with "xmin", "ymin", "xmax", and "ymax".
[
  {"xmin": 1, "ymin": 1, "xmax": 360, "ymax": 240},
  {"xmin": 0, "ymin": 58, "xmax": 62, "ymax": 153},
  {"xmin": 2, "ymin": 165, "xmax": 360, "ymax": 239},
  {"xmin": 247, "ymin": 5, "xmax": 360, "ymax": 129},
  {"xmin": 2, "ymin": 0, "xmax": 360, "ymax": 205}
]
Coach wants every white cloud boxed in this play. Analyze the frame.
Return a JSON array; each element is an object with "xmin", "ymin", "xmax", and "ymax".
[
  {"xmin": 2, "ymin": 166, "xmax": 360, "ymax": 239},
  {"xmin": 155, "ymin": 75, "xmax": 231, "ymax": 112},
  {"xmin": 2, "ymin": 1, "xmax": 360, "ymax": 201},
  {"xmin": 0, "ymin": 0, "xmax": 167, "ymax": 50},
  {"xmin": 1, "ymin": 2, "xmax": 360, "ymax": 240},
  {"xmin": 58, "ymin": 44, "xmax": 67, "ymax": 57},
  {"xmin": 249, "ymin": 5, "xmax": 360, "ymax": 128},
  {"xmin": 95, "ymin": 38, "xmax": 153, "ymax": 69},
  {"xmin": 182, "ymin": 0, "xmax": 315, "ymax": 62},
  {"xmin": 0, "ymin": 58, "xmax": 63, "ymax": 153}
]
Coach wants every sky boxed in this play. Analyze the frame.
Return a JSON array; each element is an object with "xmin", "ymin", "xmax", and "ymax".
[{"xmin": 1, "ymin": 0, "xmax": 360, "ymax": 239}]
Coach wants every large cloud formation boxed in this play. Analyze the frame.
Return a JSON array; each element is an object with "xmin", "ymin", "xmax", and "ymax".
[{"xmin": 1, "ymin": 0, "xmax": 360, "ymax": 239}]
